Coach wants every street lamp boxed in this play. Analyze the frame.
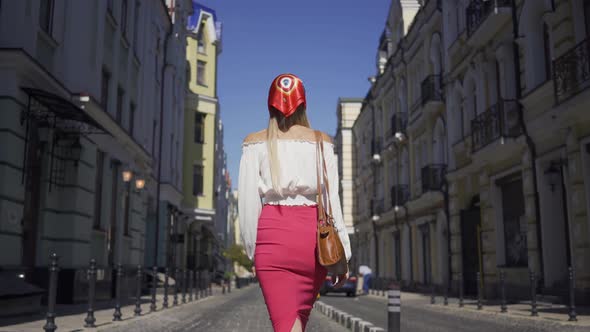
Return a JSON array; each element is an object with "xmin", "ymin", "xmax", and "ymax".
[
  {"xmin": 122, "ymin": 168, "xmax": 133, "ymax": 183},
  {"xmin": 135, "ymin": 177, "xmax": 146, "ymax": 190},
  {"xmin": 544, "ymin": 161, "xmax": 563, "ymax": 193}
]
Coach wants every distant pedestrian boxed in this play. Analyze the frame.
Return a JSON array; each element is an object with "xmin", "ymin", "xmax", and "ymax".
[
  {"xmin": 358, "ymin": 265, "xmax": 373, "ymax": 295},
  {"xmin": 239, "ymin": 74, "xmax": 352, "ymax": 332}
]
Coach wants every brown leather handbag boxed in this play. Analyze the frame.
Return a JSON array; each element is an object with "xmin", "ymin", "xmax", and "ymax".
[{"xmin": 314, "ymin": 131, "xmax": 347, "ymax": 274}]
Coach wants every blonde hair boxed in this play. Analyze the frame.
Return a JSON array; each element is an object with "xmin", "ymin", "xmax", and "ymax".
[{"xmin": 267, "ymin": 105, "xmax": 310, "ymax": 195}]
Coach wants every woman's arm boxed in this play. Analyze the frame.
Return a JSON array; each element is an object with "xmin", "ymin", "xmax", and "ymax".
[
  {"xmin": 238, "ymin": 144, "xmax": 262, "ymax": 261},
  {"xmin": 324, "ymin": 142, "xmax": 352, "ymax": 262}
]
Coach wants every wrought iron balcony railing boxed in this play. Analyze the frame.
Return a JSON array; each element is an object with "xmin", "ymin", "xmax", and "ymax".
[
  {"xmin": 421, "ymin": 164, "xmax": 447, "ymax": 192},
  {"xmin": 371, "ymin": 198, "xmax": 385, "ymax": 217},
  {"xmin": 466, "ymin": 0, "xmax": 511, "ymax": 37},
  {"xmin": 553, "ymin": 37, "xmax": 590, "ymax": 104},
  {"xmin": 471, "ymin": 99, "xmax": 521, "ymax": 152},
  {"xmin": 421, "ymin": 75, "xmax": 444, "ymax": 106},
  {"xmin": 391, "ymin": 185, "xmax": 410, "ymax": 208}
]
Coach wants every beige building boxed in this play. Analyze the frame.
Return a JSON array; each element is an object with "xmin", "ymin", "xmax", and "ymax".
[
  {"xmin": 335, "ymin": 98, "xmax": 363, "ymax": 270},
  {"xmin": 352, "ymin": 0, "xmax": 590, "ymax": 303}
]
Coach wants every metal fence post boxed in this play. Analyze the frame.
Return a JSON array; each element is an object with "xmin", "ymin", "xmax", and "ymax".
[
  {"xmin": 500, "ymin": 270, "xmax": 507, "ymax": 313},
  {"xmin": 182, "ymin": 269, "xmax": 187, "ymax": 304},
  {"xmin": 113, "ymin": 263, "xmax": 123, "ymax": 321},
  {"xmin": 84, "ymin": 259, "xmax": 97, "ymax": 327},
  {"xmin": 43, "ymin": 253, "xmax": 59, "ymax": 332},
  {"xmin": 134, "ymin": 265, "xmax": 142, "ymax": 316},
  {"xmin": 568, "ymin": 266, "xmax": 577, "ymax": 321},
  {"xmin": 387, "ymin": 281, "xmax": 400, "ymax": 332},
  {"xmin": 188, "ymin": 270, "xmax": 194, "ymax": 302},
  {"xmin": 150, "ymin": 266, "xmax": 157, "ymax": 312},
  {"xmin": 476, "ymin": 272, "xmax": 482, "ymax": 310},
  {"xmin": 530, "ymin": 270, "xmax": 538, "ymax": 317},
  {"xmin": 458, "ymin": 273, "xmax": 464, "ymax": 308},
  {"xmin": 173, "ymin": 267, "xmax": 179, "ymax": 306},
  {"xmin": 163, "ymin": 266, "xmax": 169, "ymax": 308},
  {"xmin": 430, "ymin": 283, "xmax": 436, "ymax": 304}
]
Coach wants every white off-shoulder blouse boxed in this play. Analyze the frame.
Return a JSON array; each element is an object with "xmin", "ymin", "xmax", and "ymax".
[{"xmin": 238, "ymin": 139, "xmax": 352, "ymax": 263}]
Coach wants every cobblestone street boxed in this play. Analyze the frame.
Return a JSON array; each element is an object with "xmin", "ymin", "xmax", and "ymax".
[{"xmin": 100, "ymin": 285, "xmax": 343, "ymax": 332}]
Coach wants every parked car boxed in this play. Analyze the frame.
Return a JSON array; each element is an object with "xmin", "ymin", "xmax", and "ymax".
[{"xmin": 319, "ymin": 273, "xmax": 358, "ymax": 297}]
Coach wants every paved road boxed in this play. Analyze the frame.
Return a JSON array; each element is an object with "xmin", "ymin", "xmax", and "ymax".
[
  {"xmin": 102, "ymin": 285, "xmax": 344, "ymax": 332},
  {"xmin": 319, "ymin": 293, "xmax": 587, "ymax": 332}
]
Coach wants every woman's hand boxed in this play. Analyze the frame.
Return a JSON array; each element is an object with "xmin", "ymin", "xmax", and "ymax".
[
  {"xmin": 251, "ymin": 266, "xmax": 256, "ymax": 277},
  {"xmin": 333, "ymin": 271, "xmax": 349, "ymax": 289}
]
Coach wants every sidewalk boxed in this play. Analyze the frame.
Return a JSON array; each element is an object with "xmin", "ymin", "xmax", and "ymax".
[
  {"xmin": 0, "ymin": 285, "xmax": 228, "ymax": 332},
  {"xmin": 367, "ymin": 290, "xmax": 590, "ymax": 328}
]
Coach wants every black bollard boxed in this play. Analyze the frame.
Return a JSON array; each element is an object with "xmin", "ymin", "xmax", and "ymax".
[
  {"xmin": 150, "ymin": 266, "xmax": 157, "ymax": 312},
  {"xmin": 189, "ymin": 270, "xmax": 194, "ymax": 302},
  {"xmin": 458, "ymin": 273, "xmax": 464, "ymax": 308},
  {"xmin": 530, "ymin": 270, "xmax": 538, "ymax": 317},
  {"xmin": 430, "ymin": 283, "xmax": 436, "ymax": 304},
  {"xmin": 173, "ymin": 267, "xmax": 179, "ymax": 306},
  {"xmin": 134, "ymin": 265, "xmax": 142, "ymax": 316},
  {"xmin": 209, "ymin": 278, "xmax": 213, "ymax": 296},
  {"xmin": 443, "ymin": 281, "xmax": 449, "ymax": 306},
  {"xmin": 113, "ymin": 263, "xmax": 123, "ymax": 321},
  {"xmin": 182, "ymin": 269, "xmax": 187, "ymax": 304},
  {"xmin": 568, "ymin": 267, "xmax": 577, "ymax": 321},
  {"xmin": 387, "ymin": 280, "xmax": 401, "ymax": 332},
  {"xmin": 43, "ymin": 253, "xmax": 59, "ymax": 332},
  {"xmin": 382, "ymin": 278, "xmax": 386, "ymax": 297},
  {"xmin": 500, "ymin": 270, "xmax": 507, "ymax": 313},
  {"xmin": 84, "ymin": 259, "xmax": 97, "ymax": 327},
  {"xmin": 228, "ymin": 276, "xmax": 231, "ymax": 293},
  {"xmin": 163, "ymin": 267, "xmax": 169, "ymax": 308},
  {"xmin": 222, "ymin": 281, "xmax": 226, "ymax": 294},
  {"xmin": 476, "ymin": 272, "xmax": 482, "ymax": 310}
]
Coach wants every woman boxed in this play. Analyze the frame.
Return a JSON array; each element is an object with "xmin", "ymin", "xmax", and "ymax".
[{"xmin": 238, "ymin": 73, "xmax": 352, "ymax": 332}]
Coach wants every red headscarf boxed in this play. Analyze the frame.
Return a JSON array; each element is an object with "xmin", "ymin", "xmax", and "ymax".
[{"xmin": 267, "ymin": 73, "xmax": 306, "ymax": 118}]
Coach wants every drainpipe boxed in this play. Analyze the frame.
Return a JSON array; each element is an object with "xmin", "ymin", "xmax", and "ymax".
[
  {"xmin": 510, "ymin": 0, "xmax": 544, "ymax": 280},
  {"xmin": 154, "ymin": 19, "xmax": 174, "ymax": 268}
]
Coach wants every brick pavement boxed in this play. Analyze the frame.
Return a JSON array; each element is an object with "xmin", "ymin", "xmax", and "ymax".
[{"xmin": 101, "ymin": 284, "xmax": 344, "ymax": 332}]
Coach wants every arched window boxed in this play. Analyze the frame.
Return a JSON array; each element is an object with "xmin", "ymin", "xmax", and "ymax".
[{"xmin": 433, "ymin": 118, "xmax": 447, "ymax": 164}]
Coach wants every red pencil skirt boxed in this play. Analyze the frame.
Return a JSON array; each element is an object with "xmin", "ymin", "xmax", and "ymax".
[{"xmin": 254, "ymin": 204, "xmax": 327, "ymax": 332}]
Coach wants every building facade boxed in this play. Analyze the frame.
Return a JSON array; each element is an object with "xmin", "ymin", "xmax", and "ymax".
[
  {"xmin": 0, "ymin": 0, "xmax": 191, "ymax": 306},
  {"xmin": 181, "ymin": 3, "xmax": 227, "ymax": 281},
  {"xmin": 353, "ymin": 0, "xmax": 590, "ymax": 303},
  {"xmin": 335, "ymin": 98, "xmax": 363, "ymax": 271}
]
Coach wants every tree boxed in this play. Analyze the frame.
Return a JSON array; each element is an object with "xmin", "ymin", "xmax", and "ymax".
[{"xmin": 222, "ymin": 244, "xmax": 253, "ymax": 272}]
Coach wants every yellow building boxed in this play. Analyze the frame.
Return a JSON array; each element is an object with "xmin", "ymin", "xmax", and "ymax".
[{"xmin": 182, "ymin": 3, "xmax": 222, "ymax": 277}]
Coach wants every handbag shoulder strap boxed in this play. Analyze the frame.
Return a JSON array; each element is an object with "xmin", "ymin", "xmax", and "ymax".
[
  {"xmin": 314, "ymin": 130, "xmax": 327, "ymax": 222},
  {"xmin": 318, "ymin": 136, "xmax": 334, "ymax": 219}
]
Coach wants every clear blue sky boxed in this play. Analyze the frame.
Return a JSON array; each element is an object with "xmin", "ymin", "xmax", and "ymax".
[{"xmin": 196, "ymin": 0, "xmax": 391, "ymax": 188}]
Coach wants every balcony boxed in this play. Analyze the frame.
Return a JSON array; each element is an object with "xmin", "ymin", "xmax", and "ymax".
[
  {"xmin": 391, "ymin": 185, "xmax": 410, "ymax": 208},
  {"xmin": 371, "ymin": 198, "xmax": 385, "ymax": 218},
  {"xmin": 466, "ymin": 0, "xmax": 512, "ymax": 47},
  {"xmin": 553, "ymin": 37, "xmax": 590, "ymax": 105},
  {"xmin": 421, "ymin": 164, "xmax": 447, "ymax": 192},
  {"xmin": 471, "ymin": 99, "xmax": 521, "ymax": 152}
]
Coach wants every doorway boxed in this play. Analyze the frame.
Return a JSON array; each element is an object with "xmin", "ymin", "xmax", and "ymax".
[
  {"xmin": 460, "ymin": 196, "xmax": 482, "ymax": 296},
  {"xmin": 22, "ymin": 123, "xmax": 43, "ymax": 280},
  {"xmin": 420, "ymin": 224, "xmax": 432, "ymax": 285}
]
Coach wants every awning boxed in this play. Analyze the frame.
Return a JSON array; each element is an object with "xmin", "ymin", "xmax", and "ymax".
[{"xmin": 21, "ymin": 87, "xmax": 106, "ymax": 134}]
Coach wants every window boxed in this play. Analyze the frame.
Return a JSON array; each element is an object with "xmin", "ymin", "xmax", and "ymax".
[
  {"xmin": 394, "ymin": 232, "xmax": 401, "ymax": 280},
  {"xmin": 197, "ymin": 22, "xmax": 206, "ymax": 53},
  {"xmin": 101, "ymin": 69, "xmax": 110, "ymax": 111},
  {"xmin": 39, "ymin": 0, "xmax": 54, "ymax": 35},
  {"xmin": 93, "ymin": 151, "xmax": 105, "ymax": 229},
  {"xmin": 107, "ymin": 0, "xmax": 114, "ymax": 16},
  {"xmin": 194, "ymin": 112, "xmax": 205, "ymax": 143},
  {"xmin": 129, "ymin": 102, "xmax": 135, "ymax": 135},
  {"xmin": 543, "ymin": 23, "xmax": 552, "ymax": 82},
  {"xmin": 193, "ymin": 165, "xmax": 204, "ymax": 196},
  {"xmin": 116, "ymin": 87, "xmax": 124, "ymax": 124},
  {"xmin": 500, "ymin": 177, "xmax": 527, "ymax": 267},
  {"xmin": 123, "ymin": 184, "xmax": 130, "ymax": 236},
  {"xmin": 121, "ymin": 0, "xmax": 128, "ymax": 38},
  {"xmin": 197, "ymin": 60, "xmax": 206, "ymax": 86}
]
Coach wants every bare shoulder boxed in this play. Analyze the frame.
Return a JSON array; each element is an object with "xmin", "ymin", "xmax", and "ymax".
[{"xmin": 243, "ymin": 129, "xmax": 267, "ymax": 144}]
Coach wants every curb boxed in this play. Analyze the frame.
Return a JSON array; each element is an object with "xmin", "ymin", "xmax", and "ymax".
[{"xmin": 315, "ymin": 301, "xmax": 384, "ymax": 332}]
